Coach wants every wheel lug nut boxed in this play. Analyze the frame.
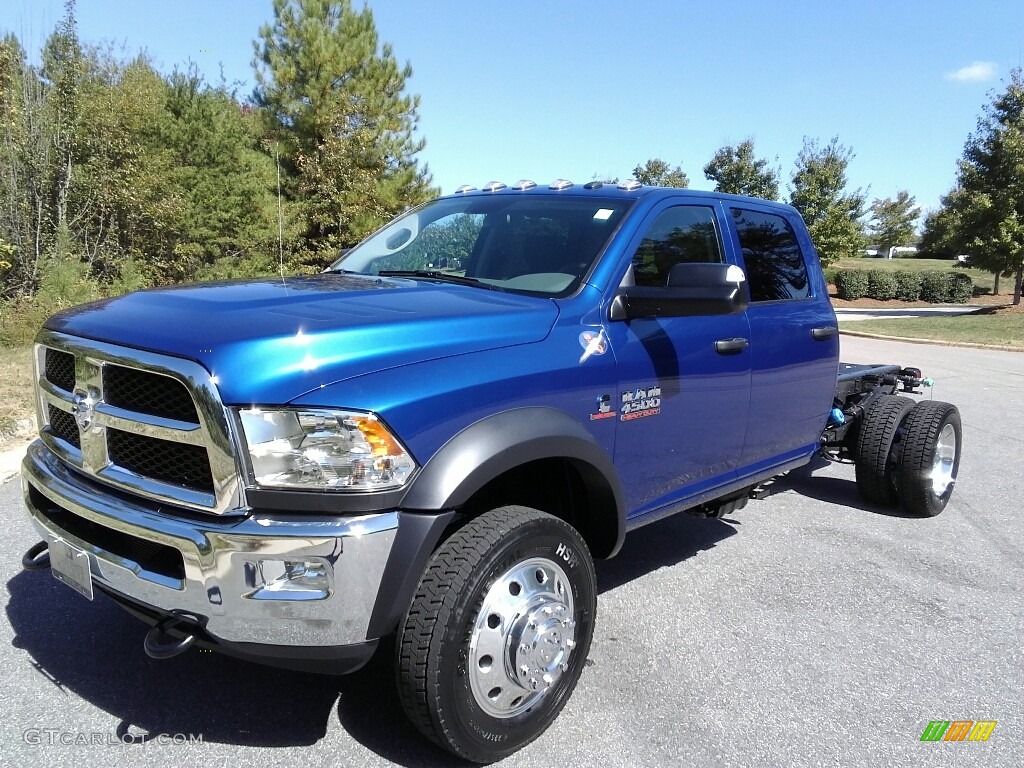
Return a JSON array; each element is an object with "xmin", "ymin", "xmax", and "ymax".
[
  {"xmin": 530, "ymin": 679, "xmax": 540, "ymax": 690},
  {"xmin": 528, "ymin": 620, "xmax": 538, "ymax": 630},
  {"xmin": 520, "ymin": 664, "xmax": 530, "ymax": 676},
  {"xmin": 542, "ymin": 673, "xmax": 553, "ymax": 687},
  {"xmin": 560, "ymin": 662, "xmax": 569, "ymax": 672},
  {"xmin": 519, "ymin": 643, "xmax": 531, "ymax": 654},
  {"xmin": 566, "ymin": 639, "xmax": 576, "ymax": 649},
  {"xmin": 542, "ymin": 606, "xmax": 553, "ymax": 615}
]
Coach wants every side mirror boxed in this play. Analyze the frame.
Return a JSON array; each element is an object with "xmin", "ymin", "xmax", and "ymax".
[{"xmin": 609, "ymin": 263, "xmax": 747, "ymax": 321}]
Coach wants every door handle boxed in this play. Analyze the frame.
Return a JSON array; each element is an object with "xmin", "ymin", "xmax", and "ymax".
[
  {"xmin": 811, "ymin": 326, "xmax": 838, "ymax": 340},
  {"xmin": 715, "ymin": 337, "xmax": 749, "ymax": 354}
]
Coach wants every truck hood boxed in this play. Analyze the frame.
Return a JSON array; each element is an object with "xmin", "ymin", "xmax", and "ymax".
[{"xmin": 44, "ymin": 274, "xmax": 559, "ymax": 404}]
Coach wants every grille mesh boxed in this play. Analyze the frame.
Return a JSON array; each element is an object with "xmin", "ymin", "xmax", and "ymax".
[
  {"xmin": 45, "ymin": 349, "xmax": 76, "ymax": 392},
  {"xmin": 103, "ymin": 365, "xmax": 199, "ymax": 423},
  {"xmin": 29, "ymin": 486, "xmax": 185, "ymax": 581},
  {"xmin": 107, "ymin": 428, "xmax": 214, "ymax": 494},
  {"xmin": 47, "ymin": 405, "xmax": 80, "ymax": 448}
]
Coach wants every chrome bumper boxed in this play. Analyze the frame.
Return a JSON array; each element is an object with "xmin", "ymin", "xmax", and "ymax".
[{"xmin": 21, "ymin": 440, "xmax": 399, "ymax": 649}]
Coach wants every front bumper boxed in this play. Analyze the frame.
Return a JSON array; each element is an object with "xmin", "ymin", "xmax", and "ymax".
[{"xmin": 21, "ymin": 441, "xmax": 446, "ymax": 671}]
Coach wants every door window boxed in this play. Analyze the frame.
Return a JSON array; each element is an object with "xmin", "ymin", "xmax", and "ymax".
[{"xmin": 631, "ymin": 206, "xmax": 723, "ymax": 287}]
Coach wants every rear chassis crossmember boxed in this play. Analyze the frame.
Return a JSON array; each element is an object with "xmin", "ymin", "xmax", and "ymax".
[{"xmin": 820, "ymin": 363, "xmax": 926, "ymax": 461}]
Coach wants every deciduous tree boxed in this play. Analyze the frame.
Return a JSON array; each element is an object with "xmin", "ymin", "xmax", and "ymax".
[
  {"xmin": 631, "ymin": 158, "xmax": 689, "ymax": 188},
  {"xmin": 868, "ymin": 190, "xmax": 920, "ymax": 257},
  {"xmin": 789, "ymin": 137, "xmax": 867, "ymax": 266},
  {"xmin": 937, "ymin": 69, "xmax": 1024, "ymax": 304},
  {"xmin": 703, "ymin": 139, "xmax": 778, "ymax": 200}
]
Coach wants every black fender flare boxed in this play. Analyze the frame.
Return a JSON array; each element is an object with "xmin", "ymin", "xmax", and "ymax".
[{"xmin": 399, "ymin": 407, "xmax": 626, "ymax": 557}]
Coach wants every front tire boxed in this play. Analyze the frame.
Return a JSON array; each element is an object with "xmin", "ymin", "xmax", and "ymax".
[{"xmin": 396, "ymin": 506, "xmax": 597, "ymax": 763}]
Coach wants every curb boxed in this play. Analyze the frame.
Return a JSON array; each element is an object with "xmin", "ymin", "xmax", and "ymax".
[
  {"xmin": 0, "ymin": 439, "xmax": 29, "ymax": 484},
  {"xmin": 839, "ymin": 328, "xmax": 1023, "ymax": 352}
]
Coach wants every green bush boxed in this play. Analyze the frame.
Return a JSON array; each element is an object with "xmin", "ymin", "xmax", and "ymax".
[
  {"xmin": 947, "ymin": 272, "xmax": 974, "ymax": 304},
  {"xmin": 867, "ymin": 271, "xmax": 898, "ymax": 300},
  {"xmin": 919, "ymin": 270, "xmax": 950, "ymax": 303},
  {"xmin": 835, "ymin": 269, "xmax": 870, "ymax": 300},
  {"xmin": 894, "ymin": 271, "xmax": 923, "ymax": 301},
  {"xmin": 822, "ymin": 266, "xmax": 838, "ymax": 286}
]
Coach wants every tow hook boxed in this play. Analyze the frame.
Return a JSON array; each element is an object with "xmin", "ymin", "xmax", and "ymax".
[
  {"xmin": 144, "ymin": 610, "xmax": 198, "ymax": 660},
  {"xmin": 22, "ymin": 541, "xmax": 50, "ymax": 571}
]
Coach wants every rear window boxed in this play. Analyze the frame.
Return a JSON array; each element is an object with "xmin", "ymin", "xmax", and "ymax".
[{"xmin": 731, "ymin": 208, "xmax": 809, "ymax": 302}]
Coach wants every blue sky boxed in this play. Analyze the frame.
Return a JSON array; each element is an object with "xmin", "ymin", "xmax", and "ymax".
[{"xmin": 4, "ymin": 0, "xmax": 1023, "ymax": 219}]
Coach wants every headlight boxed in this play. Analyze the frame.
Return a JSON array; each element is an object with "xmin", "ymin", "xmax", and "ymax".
[{"xmin": 238, "ymin": 408, "xmax": 416, "ymax": 491}]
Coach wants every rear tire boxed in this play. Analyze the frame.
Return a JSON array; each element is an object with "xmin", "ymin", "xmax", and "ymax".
[
  {"xmin": 395, "ymin": 506, "xmax": 596, "ymax": 763},
  {"xmin": 855, "ymin": 395, "xmax": 916, "ymax": 506},
  {"xmin": 896, "ymin": 401, "xmax": 961, "ymax": 517}
]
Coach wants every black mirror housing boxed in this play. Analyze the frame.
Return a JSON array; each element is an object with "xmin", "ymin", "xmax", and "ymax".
[{"xmin": 610, "ymin": 263, "xmax": 747, "ymax": 321}]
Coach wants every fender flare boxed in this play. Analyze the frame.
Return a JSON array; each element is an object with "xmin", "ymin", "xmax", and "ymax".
[{"xmin": 400, "ymin": 407, "xmax": 626, "ymax": 556}]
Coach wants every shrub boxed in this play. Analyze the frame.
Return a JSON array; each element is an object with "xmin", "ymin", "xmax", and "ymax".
[
  {"xmin": 919, "ymin": 270, "xmax": 950, "ymax": 303},
  {"xmin": 835, "ymin": 269, "xmax": 870, "ymax": 300},
  {"xmin": 867, "ymin": 271, "xmax": 898, "ymax": 300},
  {"xmin": 947, "ymin": 272, "xmax": 974, "ymax": 304},
  {"xmin": 822, "ymin": 266, "xmax": 838, "ymax": 286},
  {"xmin": 894, "ymin": 271, "xmax": 923, "ymax": 301}
]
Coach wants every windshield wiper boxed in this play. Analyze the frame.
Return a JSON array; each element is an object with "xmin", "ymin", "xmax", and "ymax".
[{"xmin": 377, "ymin": 270, "xmax": 497, "ymax": 289}]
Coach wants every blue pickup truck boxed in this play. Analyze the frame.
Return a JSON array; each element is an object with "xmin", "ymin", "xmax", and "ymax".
[{"xmin": 20, "ymin": 181, "xmax": 962, "ymax": 762}]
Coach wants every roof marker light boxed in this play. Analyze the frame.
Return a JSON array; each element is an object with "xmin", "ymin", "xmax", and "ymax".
[
  {"xmin": 482, "ymin": 181, "xmax": 507, "ymax": 192},
  {"xmin": 583, "ymin": 181, "xmax": 604, "ymax": 189},
  {"xmin": 549, "ymin": 179, "xmax": 573, "ymax": 190},
  {"xmin": 512, "ymin": 179, "xmax": 537, "ymax": 190},
  {"xmin": 618, "ymin": 179, "xmax": 642, "ymax": 191},
  {"xmin": 454, "ymin": 184, "xmax": 477, "ymax": 194}
]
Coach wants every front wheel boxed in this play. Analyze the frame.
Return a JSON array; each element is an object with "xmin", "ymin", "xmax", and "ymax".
[{"xmin": 396, "ymin": 506, "xmax": 597, "ymax": 763}]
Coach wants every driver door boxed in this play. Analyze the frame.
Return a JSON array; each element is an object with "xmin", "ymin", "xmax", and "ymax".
[{"xmin": 605, "ymin": 201, "xmax": 752, "ymax": 519}]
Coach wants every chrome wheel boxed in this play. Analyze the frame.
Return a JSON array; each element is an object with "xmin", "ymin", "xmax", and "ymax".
[
  {"xmin": 468, "ymin": 557, "xmax": 576, "ymax": 719},
  {"xmin": 930, "ymin": 423, "xmax": 957, "ymax": 496}
]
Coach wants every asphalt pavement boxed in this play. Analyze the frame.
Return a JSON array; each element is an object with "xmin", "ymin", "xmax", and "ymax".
[{"xmin": 0, "ymin": 335, "xmax": 1020, "ymax": 768}]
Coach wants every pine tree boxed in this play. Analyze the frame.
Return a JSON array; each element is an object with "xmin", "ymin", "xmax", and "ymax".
[{"xmin": 253, "ymin": 0, "xmax": 436, "ymax": 269}]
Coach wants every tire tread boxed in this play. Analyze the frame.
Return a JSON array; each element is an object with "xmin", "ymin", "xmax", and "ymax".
[
  {"xmin": 396, "ymin": 505, "xmax": 583, "ymax": 761},
  {"xmin": 855, "ymin": 395, "xmax": 916, "ymax": 506},
  {"xmin": 897, "ymin": 400, "xmax": 960, "ymax": 516}
]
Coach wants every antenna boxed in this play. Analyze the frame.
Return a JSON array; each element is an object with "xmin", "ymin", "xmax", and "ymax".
[{"xmin": 276, "ymin": 141, "xmax": 285, "ymax": 282}]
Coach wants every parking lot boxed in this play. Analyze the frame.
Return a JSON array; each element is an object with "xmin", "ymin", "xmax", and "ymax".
[{"xmin": 0, "ymin": 335, "xmax": 1020, "ymax": 767}]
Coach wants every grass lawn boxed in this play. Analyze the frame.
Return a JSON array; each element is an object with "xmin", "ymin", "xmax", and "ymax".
[
  {"xmin": 842, "ymin": 309, "xmax": 1024, "ymax": 348},
  {"xmin": 833, "ymin": 258, "xmax": 997, "ymax": 294},
  {"xmin": 0, "ymin": 346, "xmax": 35, "ymax": 437}
]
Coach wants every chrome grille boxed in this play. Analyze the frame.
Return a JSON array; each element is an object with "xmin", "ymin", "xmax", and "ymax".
[
  {"xmin": 34, "ymin": 331, "xmax": 244, "ymax": 515},
  {"xmin": 103, "ymin": 365, "xmax": 199, "ymax": 423},
  {"xmin": 45, "ymin": 349, "xmax": 76, "ymax": 392},
  {"xmin": 107, "ymin": 428, "xmax": 215, "ymax": 493},
  {"xmin": 47, "ymin": 404, "xmax": 80, "ymax": 448}
]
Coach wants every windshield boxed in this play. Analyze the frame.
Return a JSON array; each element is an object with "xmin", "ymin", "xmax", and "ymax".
[{"xmin": 331, "ymin": 194, "xmax": 633, "ymax": 296}]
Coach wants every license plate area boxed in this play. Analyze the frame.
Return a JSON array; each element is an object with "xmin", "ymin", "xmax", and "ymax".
[{"xmin": 50, "ymin": 538, "xmax": 94, "ymax": 600}]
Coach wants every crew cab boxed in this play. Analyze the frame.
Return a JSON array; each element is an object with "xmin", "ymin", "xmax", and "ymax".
[{"xmin": 20, "ymin": 181, "xmax": 962, "ymax": 762}]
